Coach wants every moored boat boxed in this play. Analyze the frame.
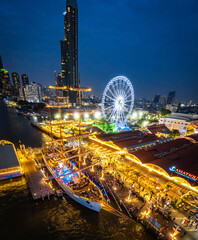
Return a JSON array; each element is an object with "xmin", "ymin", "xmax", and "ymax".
[{"xmin": 43, "ymin": 147, "xmax": 103, "ymax": 212}]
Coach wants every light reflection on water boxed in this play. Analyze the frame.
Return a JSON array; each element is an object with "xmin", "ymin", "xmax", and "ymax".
[
  {"xmin": 0, "ymin": 178, "xmax": 154, "ymax": 240},
  {"xmin": 0, "ymin": 100, "xmax": 154, "ymax": 240}
]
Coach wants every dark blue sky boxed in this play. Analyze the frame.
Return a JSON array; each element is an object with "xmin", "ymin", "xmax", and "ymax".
[{"xmin": 0, "ymin": 0, "xmax": 198, "ymax": 102}]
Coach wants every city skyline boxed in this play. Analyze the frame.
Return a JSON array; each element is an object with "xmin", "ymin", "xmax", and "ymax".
[{"xmin": 0, "ymin": 0, "xmax": 198, "ymax": 102}]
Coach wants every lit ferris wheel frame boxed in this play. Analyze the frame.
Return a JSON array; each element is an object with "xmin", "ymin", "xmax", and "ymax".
[{"xmin": 101, "ymin": 76, "xmax": 134, "ymax": 125}]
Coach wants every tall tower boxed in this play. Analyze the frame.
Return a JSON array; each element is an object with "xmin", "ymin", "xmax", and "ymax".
[
  {"xmin": 0, "ymin": 56, "xmax": 3, "ymax": 69},
  {"xmin": 167, "ymin": 91, "xmax": 176, "ymax": 105},
  {"xmin": 0, "ymin": 56, "xmax": 12, "ymax": 96},
  {"xmin": 21, "ymin": 74, "xmax": 29, "ymax": 86},
  {"xmin": 61, "ymin": 0, "xmax": 78, "ymax": 105},
  {"xmin": 12, "ymin": 72, "xmax": 21, "ymax": 96}
]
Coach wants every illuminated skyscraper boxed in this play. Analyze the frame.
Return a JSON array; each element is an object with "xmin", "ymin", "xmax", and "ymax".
[
  {"xmin": 60, "ymin": 0, "xmax": 78, "ymax": 105},
  {"xmin": 23, "ymin": 83, "xmax": 42, "ymax": 103},
  {"xmin": 0, "ymin": 56, "xmax": 12, "ymax": 96},
  {"xmin": 12, "ymin": 72, "xmax": 21, "ymax": 96},
  {"xmin": 21, "ymin": 74, "xmax": 29, "ymax": 86}
]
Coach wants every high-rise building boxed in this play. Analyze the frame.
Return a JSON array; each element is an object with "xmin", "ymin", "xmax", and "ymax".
[
  {"xmin": 60, "ymin": 0, "xmax": 78, "ymax": 105},
  {"xmin": 12, "ymin": 72, "xmax": 21, "ymax": 96},
  {"xmin": 22, "ymin": 83, "xmax": 42, "ymax": 103},
  {"xmin": 167, "ymin": 91, "xmax": 176, "ymax": 105},
  {"xmin": 21, "ymin": 74, "xmax": 29, "ymax": 86},
  {"xmin": 0, "ymin": 56, "xmax": 3, "ymax": 70},
  {"xmin": 56, "ymin": 73, "xmax": 63, "ymax": 87},
  {"xmin": 0, "ymin": 56, "xmax": 12, "ymax": 96},
  {"xmin": 151, "ymin": 94, "xmax": 166, "ymax": 110},
  {"xmin": 152, "ymin": 94, "xmax": 161, "ymax": 104},
  {"xmin": 159, "ymin": 95, "xmax": 167, "ymax": 108}
]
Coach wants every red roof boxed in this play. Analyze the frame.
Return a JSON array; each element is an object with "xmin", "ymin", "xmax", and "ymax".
[
  {"xmin": 188, "ymin": 134, "xmax": 198, "ymax": 142},
  {"xmin": 147, "ymin": 124, "xmax": 171, "ymax": 135},
  {"xmin": 131, "ymin": 138, "xmax": 198, "ymax": 186},
  {"xmin": 96, "ymin": 130, "xmax": 144, "ymax": 142},
  {"xmin": 96, "ymin": 131, "xmax": 159, "ymax": 149},
  {"xmin": 132, "ymin": 138, "xmax": 191, "ymax": 164},
  {"xmin": 112, "ymin": 134, "xmax": 159, "ymax": 148}
]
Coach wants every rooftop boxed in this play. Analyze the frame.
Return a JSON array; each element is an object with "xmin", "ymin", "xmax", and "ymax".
[
  {"xmin": 96, "ymin": 131, "xmax": 159, "ymax": 149},
  {"xmin": 131, "ymin": 138, "xmax": 192, "ymax": 164},
  {"xmin": 162, "ymin": 113, "xmax": 198, "ymax": 122},
  {"xmin": 131, "ymin": 137, "xmax": 198, "ymax": 185},
  {"xmin": 188, "ymin": 134, "xmax": 198, "ymax": 142},
  {"xmin": 66, "ymin": 0, "xmax": 78, "ymax": 8},
  {"xmin": 147, "ymin": 124, "xmax": 171, "ymax": 135},
  {"xmin": 0, "ymin": 144, "xmax": 20, "ymax": 170}
]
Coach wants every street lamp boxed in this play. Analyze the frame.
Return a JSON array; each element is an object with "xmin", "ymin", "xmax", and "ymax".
[
  {"xmin": 132, "ymin": 111, "xmax": 137, "ymax": 119},
  {"xmin": 55, "ymin": 113, "xmax": 60, "ymax": 119},
  {"xmin": 74, "ymin": 112, "xmax": 79, "ymax": 120},
  {"xmin": 84, "ymin": 113, "xmax": 89, "ymax": 119},
  {"xmin": 94, "ymin": 111, "xmax": 101, "ymax": 119}
]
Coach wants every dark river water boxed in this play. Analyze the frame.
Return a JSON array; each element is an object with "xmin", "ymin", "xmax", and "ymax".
[{"xmin": 0, "ymin": 100, "xmax": 155, "ymax": 240}]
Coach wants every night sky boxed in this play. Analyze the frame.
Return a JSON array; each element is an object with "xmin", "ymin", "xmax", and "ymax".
[{"xmin": 0, "ymin": 0, "xmax": 198, "ymax": 102}]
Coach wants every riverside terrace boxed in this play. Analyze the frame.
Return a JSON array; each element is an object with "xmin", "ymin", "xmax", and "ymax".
[
  {"xmin": 86, "ymin": 134, "xmax": 198, "ymax": 239},
  {"xmin": 88, "ymin": 132, "xmax": 198, "ymax": 193},
  {"xmin": 130, "ymin": 137, "xmax": 198, "ymax": 187}
]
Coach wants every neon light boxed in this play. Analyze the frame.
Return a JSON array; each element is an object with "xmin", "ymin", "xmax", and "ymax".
[{"xmin": 169, "ymin": 166, "xmax": 198, "ymax": 181}]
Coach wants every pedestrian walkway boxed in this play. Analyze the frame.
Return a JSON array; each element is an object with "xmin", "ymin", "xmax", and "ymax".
[{"xmin": 18, "ymin": 150, "xmax": 55, "ymax": 200}]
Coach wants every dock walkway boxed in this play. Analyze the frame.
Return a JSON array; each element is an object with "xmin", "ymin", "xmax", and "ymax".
[{"xmin": 18, "ymin": 149, "xmax": 55, "ymax": 200}]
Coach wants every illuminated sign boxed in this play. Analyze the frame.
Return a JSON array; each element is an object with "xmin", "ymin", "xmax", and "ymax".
[{"xmin": 169, "ymin": 166, "xmax": 198, "ymax": 182}]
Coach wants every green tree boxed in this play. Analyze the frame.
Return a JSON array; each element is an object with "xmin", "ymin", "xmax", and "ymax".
[
  {"xmin": 150, "ymin": 189, "xmax": 156, "ymax": 201},
  {"xmin": 159, "ymin": 109, "xmax": 171, "ymax": 117},
  {"xmin": 186, "ymin": 125, "xmax": 194, "ymax": 135},
  {"xmin": 166, "ymin": 184, "xmax": 173, "ymax": 192},
  {"xmin": 169, "ymin": 130, "xmax": 180, "ymax": 139},
  {"xmin": 134, "ymin": 172, "xmax": 141, "ymax": 191}
]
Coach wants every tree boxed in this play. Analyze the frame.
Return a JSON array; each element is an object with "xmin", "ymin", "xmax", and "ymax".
[
  {"xmin": 134, "ymin": 172, "xmax": 141, "ymax": 191},
  {"xmin": 135, "ymin": 171, "xmax": 141, "ymax": 179},
  {"xmin": 17, "ymin": 100, "xmax": 28, "ymax": 105},
  {"xmin": 186, "ymin": 125, "xmax": 194, "ymax": 135},
  {"xmin": 158, "ymin": 109, "xmax": 171, "ymax": 117},
  {"xmin": 150, "ymin": 189, "xmax": 156, "ymax": 201},
  {"xmin": 166, "ymin": 184, "xmax": 173, "ymax": 192},
  {"xmin": 169, "ymin": 130, "xmax": 180, "ymax": 139}
]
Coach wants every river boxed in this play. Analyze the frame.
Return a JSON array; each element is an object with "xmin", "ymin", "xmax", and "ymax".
[{"xmin": 0, "ymin": 100, "xmax": 154, "ymax": 240}]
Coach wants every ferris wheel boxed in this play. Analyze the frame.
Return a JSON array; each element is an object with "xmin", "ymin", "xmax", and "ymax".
[{"xmin": 101, "ymin": 76, "xmax": 134, "ymax": 124}]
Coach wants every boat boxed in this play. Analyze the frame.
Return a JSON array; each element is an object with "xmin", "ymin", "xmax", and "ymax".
[
  {"xmin": 41, "ymin": 77, "xmax": 104, "ymax": 212},
  {"xmin": 42, "ymin": 146, "xmax": 103, "ymax": 212}
]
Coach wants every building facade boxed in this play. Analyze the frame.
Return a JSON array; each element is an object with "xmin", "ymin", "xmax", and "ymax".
[
  {"xmin": 21, "ymin": 74, "xmax": 29, "ymax": 86},
  {"xmin": 60, "ymin": 0, "xmax": 78, "ymax": 105},
  {"xmin": 160, "ymin": 113, "xmax": 198, "ymax": 134},
  {"xmin": 0, "ymin": 57, "xmax": 12, "ymax": 96},
  {"xmin": 11, "ymin": 72, "xmax": 21, "ymax": 96},
  {"xmin": 21, "ymin": 83, "xmax": 42, "ymax": 103},
  {"xmin": 167, "ymin": 91, "xmax": 176, "ymax": 105},
  {"xmin": 151, "ymin": 94, "xmax": 166, "ymax": 110}
]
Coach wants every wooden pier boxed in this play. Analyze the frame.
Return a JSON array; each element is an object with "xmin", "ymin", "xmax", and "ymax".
[{"xmin": 18, "ymin": 149, "xmax": 59, "ymax": 200}]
